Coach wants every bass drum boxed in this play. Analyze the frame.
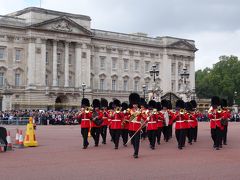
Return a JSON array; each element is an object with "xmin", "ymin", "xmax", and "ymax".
[{"xmin": 0, "ymin": 127, "xmax": 7, "ymax": 151}]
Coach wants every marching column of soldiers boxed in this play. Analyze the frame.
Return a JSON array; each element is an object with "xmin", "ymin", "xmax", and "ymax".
[{"xmin": 77, "ymin": 93, "xmax": 231, "ymax": 158}]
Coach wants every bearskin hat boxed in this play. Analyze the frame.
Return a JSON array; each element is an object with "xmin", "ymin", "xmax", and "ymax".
[
  {"xmin": 121, "ymin": 102, "xmax": 129, "ymax": 111},
  {"xmin": 161, "ymin": 99, "xmax": 168, "ymax": 108},
  {"xmin": 221, "ymin": 99, "xmax": 228, "ymax": 108},
  {"xmin": 185, "ymin": 102, "xmax": 193, "ymax": 111},
  {"xmin": 92, "ymin": 99, "xmax": 100, "ymax": 108},
  {"xmin": 190, "ymin": 100, "xmax": 197, "ymax": 109},
  {"xmin": 101, "ymin": 98, "xmax": 108, "ymax": 108},
  {"xmin": 81, "ymin": 98, "xmax": 90, "ymax": 107},
  {"xmin": 156, "ymin": 102, "xmax": 162, "ymax": 111},
  {"xmin": 140, "ymin": 98, "xmax": 147, "ymax": 108},
  {"xmin": 167, "ymin": 100, "xmax": 172, "ymax": 109},
  {"xmin": 129, "ymin": 93, "xmax": 140, "ymax": 105},
  {"xmin": 211, "ymin": 96, "xmax": 220, "ymax": 106},
  {"xmin": 113, "ymin": 99, "xmax": 121, "ymax": 107},
  {"xmin": 148, "ymin": 100, "xmax": 156, "ymax": 109},
  {"xmin": 108, "ymin": 102, "xmax": 114, "ymax": 110},
  {"xmin": 176, "ymin": 99, "xmax": 185, "ymax": 109}
]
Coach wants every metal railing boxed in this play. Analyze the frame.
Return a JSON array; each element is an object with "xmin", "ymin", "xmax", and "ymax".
[{"xmin": 0, "ymin": 117, "xmax": 29, "ymax": 125}]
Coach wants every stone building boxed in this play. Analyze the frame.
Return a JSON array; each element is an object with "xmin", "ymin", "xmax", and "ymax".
[{"xmin": 0, "ymin": 7, "xmax": 197, "ymax": 110}]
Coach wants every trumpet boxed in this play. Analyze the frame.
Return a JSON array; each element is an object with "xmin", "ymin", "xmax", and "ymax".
[
  {"xmin": 85, "ymin": 107, "xmax": 92, "ymax": 113},
  {"xmin": 217, "ymin": 106, "xmax": 222, "ymax": 113},
  {"xmin": 180, "ymin": 109, "xmax": 185, "ymax": 115},
  {"xmin": 115, "ymin": 107, "xmax": 122, "ymax": 113}
]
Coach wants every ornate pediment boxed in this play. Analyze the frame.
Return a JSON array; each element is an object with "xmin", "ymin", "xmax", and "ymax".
[
  {"xmin": 168, "ymin": 40, "xmax": 198, "ymax": 52},
  {"xmin": 29, "ymin": 16, "xmax": 92, "ymax": 36}
]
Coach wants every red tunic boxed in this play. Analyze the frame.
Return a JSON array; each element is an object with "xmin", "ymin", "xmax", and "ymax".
[
  {"xmin": 122, "ymin": 111, "xmax": 130, "ymax": 129},
  {"xmin": 208, "ymin": 108, "xmax": 223, "ymax": 129},
  {"xmin": 147, "ymin": 112, "xmax": 158, "ymax": 131},
  {"xmin": 79, "ymin": 111, "xmax": 92, "ymax": 128},
  {"xmin": 129, "ymin": 109, "xmax": 142, "ymax": 131},
  {"xmin": 91, "ymin": 110, "xmax": 103, "ymax": 128},
  {"xmin": 174, "ymin": 111, "xmax": 188, "ymax": 129},
  {"xmin": 101, "ymin": 110, "xmax": 109, "ymax": 126},
  {"xmin": 110, "ymin": 112, "xmax": 124, "ymax": 129}
]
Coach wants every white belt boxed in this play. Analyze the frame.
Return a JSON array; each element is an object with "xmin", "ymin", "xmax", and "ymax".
[
  {"xmin": 82, "ymin": 119, "xmax": 90, "ymax": 121},
  {"xmin": 148, "ymin": 121, "xmax": 157, "ymax": 124},
  {"xmin": 211, "ymin": 119, "xmax": 220, "ymax": 121},
  {"xmin": 187, "ymin": 120, "xmax": 194, "ymax": 122},
  {"xmin": 176, "ymin": 120, "xmax": 185, "ymax": 123},
  {"xmin": 131, "ymin": 121, "xmax": 141, "ymax": 124},
  {"xmin": 112, "ymin": 119, "xmax": 121, "ymax": 122}
]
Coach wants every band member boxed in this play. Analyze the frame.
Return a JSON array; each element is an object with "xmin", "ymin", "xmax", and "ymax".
[
  {"xmin": 108, "ymin": 102, "xmax": 114, "ymax": 142},
  {"xmin": 221, "ymin": 99, "xmax": 230, "ymax": 145},
  {"xmin": 155, "ymin": 102, "xmax": 163, "ymax": 145},
  {"xmin": 167, "ymin": 100, "xmax": 174, "ymax": 139},
  {"xmin": 161, "ymin": 99, "xmax": 170, "ymax": 142},
  {"xmin": 121, "ymin": 102, "xmax": 130, "ymax": 146},
  {"xmin": 109, "ymin": 99, "xmax": 124, "ymax": 149},
  {"xmin": 128, "ymin": 93, "xmax": 142, "ymax": 158},
  {"xmin": 174, "ymin": 99, "xmax": 187, "ymax": 150},
  {"xmin": 100, "ymin": 98, "xmax": 109, "ymax": 144},
  {"xmin": 208, "ymin": 96, "xmax": 224, "ymax": 150},
  {"xmin": 185, "ymin": 102, "xmax": 195, "ymax": 145},
  {"xmin": 190, "ymin": 100, "xmax": 198, "ymax": 142},
  {"xmin": 91, "ymin": 99, "xmax": 103, "ymax": 147},
  {"xmin": 78, "ymin": 98, "xmax": 92, "ymax": 149},
  {"xmin": 140, "ymin": 98, "xmax": 147, "ymax": 140},
  {"xmin": 146, "ymin": 100, "xmax": 158, "ymax": 149}
]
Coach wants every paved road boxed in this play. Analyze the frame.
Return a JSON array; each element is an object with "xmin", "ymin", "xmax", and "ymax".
[{"xmin": 0, "ymin": 122, "xmax": 240, "ymax": 180}]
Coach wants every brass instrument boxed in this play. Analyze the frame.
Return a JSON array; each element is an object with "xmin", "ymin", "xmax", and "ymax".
[
  {"xmin": 115, "ymin": 107, "xmax": 122, "ymax": 113},
  {"xmin": 152, "ymin": 109, "xmax": 157, "ymax": 115},
  {"xmin": 180, "ymin": 109, "xmax": 185, "ymax": 115},
  {"xmin": 217, "ymin": 106, "xmax": 222, "ymax": 113},
  {"xmin": 85, "ymin": 107, "xmax": 93, "ymax": 113}
]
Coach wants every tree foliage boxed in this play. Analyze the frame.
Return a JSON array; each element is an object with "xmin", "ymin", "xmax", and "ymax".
[{"xmin": 196, "ymin": 55, "xmax": 240, "ymax": 105}]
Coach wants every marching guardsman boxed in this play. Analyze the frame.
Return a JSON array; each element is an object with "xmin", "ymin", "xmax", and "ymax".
[
  {"xmin": 155, "ymin": 102, "xmax": 164, "ymax": 145},
  {"xmin": 174, "ymin": 99, "xmax": 188, "ymax": 150},
  {"xmin": 140, "ymin": 98, "xmax": 147, "ymax": 140},
  {"xmin": 128, "ymin": 93, "xmax": 142, "ymax": 158},
  {"xmin": 185, "ymin": 102, "xmax": 196, "ymax": 145},
  {"xmin": 167, "ymin": 100, "xmax": 174, "ymax": 139},
  {"xmin": 108, "ymin": 102, "xmax": 114, "ymax": 142},
  {"xmin": 109, "ymin": 99, "xmax": 124, "ymax": 149},
  {"xmin": 78, "ymin": 98, "xmax": 92, "ymax": 149},
  {"xmin": 208, "ymin": 96, "xmax": 224, "ymax": 150},
  {"xmin": 100, "ymin": 98, "xmax": 109, "ymax": 144},
  {"xmin": 91, "ymin": 99, "xmax": 103, "ymax": 147},
  {"xmin": 161, "ymin": 99, "xmax": 170, "ymax": 142},
  {"xmin": 121, "ymin": 102, "xmax": 130, "ymax": 147},
  {"xmin": 146, "ymin": 100, "xmax": 158, "ymax": 149},
  {"xmin": 221, "ymin": 99, "xmax": 231, "ymax": 145},
  {"xmin": 190, "ymin": 100, "xmax": 199, "ymax": 142}
]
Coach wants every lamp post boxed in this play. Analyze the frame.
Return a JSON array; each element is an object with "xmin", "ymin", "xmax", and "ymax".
[
  {"xmin": 142, "ymin": 84, "xmax": 146, "ymax": 101},
  {"xmin": 82, "ymin": 82, "xmax": 86, "ymax": 99},
  {"xmin": 234, "ymin": 91, "xmax": 237, "ymax": 105},
  {"xmin": 149, "ymin": 64, "xmax": 159, "ymax": 82}
]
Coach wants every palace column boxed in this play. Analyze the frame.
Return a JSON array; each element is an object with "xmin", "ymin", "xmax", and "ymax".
[
  {"xmin": 75, "ymin": 42, "xmax": 82, "ymax": 88},
  {"xmin": 52, "ymin": 40, "xmax": 57, "ymax": 86},
  {"xmin": 27, "ymin": 37, "xmax": 36, "ymax": 87},
  {"xmin": 64, "ymin": 41, "xmax": 69, "ymax": 87}
]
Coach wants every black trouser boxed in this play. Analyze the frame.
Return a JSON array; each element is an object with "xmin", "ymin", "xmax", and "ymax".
[
  {"xmin": 163, "ymin": 126, "xmax": 170, "ymax": 142},
  {"xmin": 187, "ymin": 128, "xmax": 194, "ymax": 144},
  {"xmin": 141, "ymin": 127, "xmax": 147, "ymax": 139},
  {"xmin": 81, "ymin": 128, "xmax": 89, "ymax": 147},
  {"xmin": 109, "ymin": 127, "xmax": 113, "ymax": 141},
  {"xmin": 147, "ymin": 130, "xmax": 157, "ymax": 148},
  {"xmin": 121, "ymin": 129, "xmax": 129, "ymax": 145},
  {"xmin": 211, "ymin": 127, "xmax": 222, "ymax": 148},
  {"xmin": 156, "ymin": 127, "xmax": 162, "ymax": 144},
  {"xmin": 169, "ymin": 124, "xmax": 173, "ymax": 138},
  {"xmin": 175, "ymin": 129, "xmax": 186, "ymax": 148},
  {"xmin": 129, "ymin": 130, "xmax": 140, "ymax": 156},
  {"xmin": 193, "ymin": 126, "xmax": 198, "ymax": 142},
  {"xmin": 111, "ymin": 129, "xmax": 121, "ymax": 148},
  {"xmin": 100, "ymin": 125, "xmax": 108, "ymax": 143},
  {"xmin": 222, "ymin": 125, "xmax": 228, "ymax": 144},
  {"xmin": 91, "ymin": 127, "xmax": 101, "ymax": 146}
]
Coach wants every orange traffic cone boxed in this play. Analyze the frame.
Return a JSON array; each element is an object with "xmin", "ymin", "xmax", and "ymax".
[
  {"xmin": 15, "ymin": 129, "xmax": 19, "ymax": 145},
  {"xmin": 18, "ymin": 130, "xmax": 24, "ymax": 149},
  {"xmin": 6, "ymin": 131, "xmax": 13, "ymax": 151}
]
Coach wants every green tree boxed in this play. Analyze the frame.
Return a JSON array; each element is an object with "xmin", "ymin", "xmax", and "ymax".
[{"xmin": 196, "ymin": 55, "xmax": 240, "ymax": 105}]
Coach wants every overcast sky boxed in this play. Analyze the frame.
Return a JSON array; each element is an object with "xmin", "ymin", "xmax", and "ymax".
[{"xmin": 1, "ymin": 0, "xmax": 240, "ymax": 70}]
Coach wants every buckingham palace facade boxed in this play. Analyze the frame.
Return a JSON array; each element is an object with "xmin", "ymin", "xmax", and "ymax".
[{"xmin": 0, "ymin": 7, "xmax": 197, "ymax": 110}]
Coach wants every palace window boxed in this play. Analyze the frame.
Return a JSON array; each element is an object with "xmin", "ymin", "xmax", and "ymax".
[
  {"xmin": 45, "ymin": 75, "xmax": 48, "ymax": 86},
  {"xmin": 123, "ymin": 79, "xmax": 128, "ymax": 91},
  {"xmin": 0, "ymin": 47, "xmax": 5, "ymax": 60},
  {"xmin": 112, "ymin": 79, "xmax": 116, "ymax": 91},
  {"xmin": 46, "ymin": 52, "xmax": 49, "ymax": 64},
  {"xmin": 100, "ymin": 57, "xmax": 105, "ymax": 70},
  {"xmin": 15, "ymin": 49, "xmax": 22, "ymax": 62},
  {"xmin": 112, "ymin": 58, "xmax": 117, "ymax": 70},
  {"xmin": 134, "ymin": 80, "xmax": 139, "ymax": 91},
  {"xmin": 145, "ymin": 61, "xmax": 150, "ymax": 72},
  {"xmin": 134, "ymin": 60, "xmax": 139, "ymax": 71},
  {"xmin": 0, "ymin": 72, "xmax": 4, "ymax": 86},
  {"xmin": 57, "ymin": 53, "xmax": 61, "ymax": 64},
  {"xmin": 82, "ymin": 52, "xmax": 87, "ymax": 58},
  {"xmin": 100, "ymin": 79, "xmax": 104, "ymax": 90},
  {"xmin": 123, "ymin": 59, "xmax": 128, "ymax": 70},
  {"xmin": 69, "ymin": 54, "xmax": 72, "ymax": 65},
  {"xmin": 15, "ymin": 73, "xmax": 20, "ymax": 86}
]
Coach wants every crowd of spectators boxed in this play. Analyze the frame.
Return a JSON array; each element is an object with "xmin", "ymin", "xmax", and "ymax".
[{"xmin": 0, "ymin": 110, "xmax": 80, "ymax": 125}]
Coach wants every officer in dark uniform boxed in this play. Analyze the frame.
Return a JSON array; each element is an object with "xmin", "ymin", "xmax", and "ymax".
[{"xmin": 100, "ymin": 98, "xmax": 108, "ymax": 144}]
